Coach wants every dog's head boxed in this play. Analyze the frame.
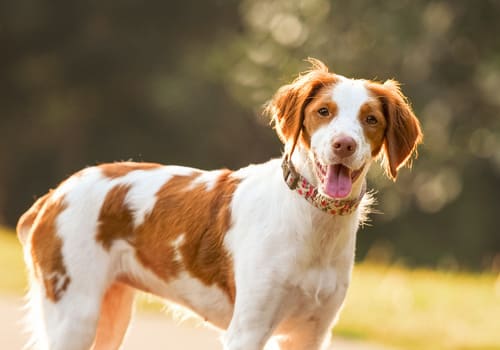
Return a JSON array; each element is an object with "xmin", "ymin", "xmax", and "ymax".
[{"xmin": 266, "ymin": 59, "xmax": 422, "ymax": 199}]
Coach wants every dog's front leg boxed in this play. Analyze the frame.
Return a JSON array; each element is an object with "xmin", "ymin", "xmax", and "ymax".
[{"xmin": 222, "ymin": 285, "xmax": 286, "ymax": 350}]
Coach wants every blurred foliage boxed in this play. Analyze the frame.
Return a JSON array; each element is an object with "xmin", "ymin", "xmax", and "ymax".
[{"xmin": 1, "ymin": 0, "xmax": 499, "ymax": 269}]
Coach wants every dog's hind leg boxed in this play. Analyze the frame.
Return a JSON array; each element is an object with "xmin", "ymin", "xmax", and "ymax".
[
  {"xmin": 23, "ymin": 225, "xmax": 116, "ymax": 349},
  {"xmin": 25, "ymin": 258, "xmax": 134, "ymax": 350},
  {"xmin": 91, "ymin": 282, "xmax": 136, "ymax": 350}
]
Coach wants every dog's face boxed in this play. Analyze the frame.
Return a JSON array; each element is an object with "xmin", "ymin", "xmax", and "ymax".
[{"xmin": 267, "ymin": 59, "xmax": 422, "ymax": 199}]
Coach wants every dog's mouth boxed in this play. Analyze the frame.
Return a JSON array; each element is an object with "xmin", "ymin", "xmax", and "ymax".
[{"xmin": 314, "ymin": 158, "xmax": 364, "ymax": 199}]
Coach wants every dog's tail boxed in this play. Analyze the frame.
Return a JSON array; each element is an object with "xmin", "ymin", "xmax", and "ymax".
[
  {"xmin": 16, "ymin": 192, "xmax": 51, "ymax": 245},
  {"xmin": 16, "ymin": 191, "xmax": 54, "ymax": 349}
]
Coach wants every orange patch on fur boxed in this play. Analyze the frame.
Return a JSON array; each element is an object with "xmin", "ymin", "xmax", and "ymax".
[
  {"xmin": 366, "ymin": 81, "xmax": 423, "ymax": 179},
  {"xmin": 358, "ymin": 100, "xmax": 387, "ymax": 156},
  {"xmin": 95, "ymin": 170, "xmax": 240, "ymax": 302},
  {"xmin": 29, "ymin": 196, "xmax": 71, "ymax": 302},
  {"xmin": 96, "ymin": 184, "xmax": 134, "ymax": 250},
  {"xmin": 302, "ymin": 92, "xmax": 339, "ymax": 148},
  {"xmin": 99, "ymin": 162, "xmax": 162, "ymax": 179},
  {"xmin": 135, "ymin": 170, "xmax": 239, "ymax": 302}
]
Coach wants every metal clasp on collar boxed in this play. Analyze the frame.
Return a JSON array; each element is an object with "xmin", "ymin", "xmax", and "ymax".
[{"xmin": 281, "ymin": 156, "xmax": 300, "ymax": 190}]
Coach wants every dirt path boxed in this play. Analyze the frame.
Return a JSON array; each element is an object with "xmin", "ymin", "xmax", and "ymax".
[{"xmin": 0, "ymin": 296, "xmax": 390, "ymax": 350}]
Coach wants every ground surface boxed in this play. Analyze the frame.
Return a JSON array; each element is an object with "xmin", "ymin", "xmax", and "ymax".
[{"xmin": 1, "ymin": 296, "xmax": 391, "ymax": 350}]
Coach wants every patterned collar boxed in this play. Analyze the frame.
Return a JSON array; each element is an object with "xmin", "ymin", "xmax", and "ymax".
[{"xmin": 281, "ymin": 156, "xmax": 366, "ymax": 215}]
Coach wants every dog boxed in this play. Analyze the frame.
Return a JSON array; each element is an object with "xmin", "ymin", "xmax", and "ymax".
[{"xmin": 17, "ymin": 59, "xmax": 422, "ymax": 350}]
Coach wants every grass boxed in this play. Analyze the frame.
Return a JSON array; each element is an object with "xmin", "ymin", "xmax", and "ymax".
[
  {"xmin": 1, "ymin": 226, "xmax": 499, "ymax": 349},
  {"xmin": 0, "ymin": 227, "xmax": 27, "ymax": 295},
  {"xmin": 336, "ymin": 264, "xmax": 500, "ymax": 350}
]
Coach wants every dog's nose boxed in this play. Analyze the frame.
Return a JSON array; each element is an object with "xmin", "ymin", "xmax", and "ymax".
[{"xmin": 333, "ymin": 136, "xmax": 357, "ymax": 158}]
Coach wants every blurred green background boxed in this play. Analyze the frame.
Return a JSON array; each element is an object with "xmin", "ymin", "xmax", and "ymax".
[{"xmin": 1, "ymin": 0, "xmax": 499, "ymax": 271}]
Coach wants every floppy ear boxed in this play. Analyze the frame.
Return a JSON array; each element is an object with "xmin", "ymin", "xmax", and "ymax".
[
  {"xmin": 265, "ymin": 59, "xmax": 336, "ymax": 153},
  {"xmin": 266, "ymin": 82, "xmax": 304, "ymax": 148},
  {"xmin": 378, "ymin": 80, "xmax": 423, "ymax": 180}
]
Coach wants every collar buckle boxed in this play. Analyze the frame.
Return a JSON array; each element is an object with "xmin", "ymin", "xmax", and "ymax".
[{"xmin": 281, "ymin": 156, "xmax": 299, "ymax": 190}]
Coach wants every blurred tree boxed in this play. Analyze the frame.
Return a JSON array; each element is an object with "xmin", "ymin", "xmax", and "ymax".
[{"xmin": 1, "ymin": 0, "xmax": 499, "ymax": 269}]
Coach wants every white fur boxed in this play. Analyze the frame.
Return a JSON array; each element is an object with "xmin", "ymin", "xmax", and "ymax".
[{"xmin": 190, "ymin": 169, "xmax": 226, "ymax": 191}]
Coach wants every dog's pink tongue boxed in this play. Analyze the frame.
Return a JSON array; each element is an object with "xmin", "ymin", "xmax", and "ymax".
[{"xmin": 324, "ymin": 164, "xmax": 352, "ymax": 198}]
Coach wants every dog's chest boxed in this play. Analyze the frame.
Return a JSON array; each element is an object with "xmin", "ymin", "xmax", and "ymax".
[
  {"xmin": 289, "ymin": 265, "xmax": 340, "ymax": 301},
  {"xmin": 281, "ymin": 217, "xmax": 358, "ymax": 306},
  {"xmin": 276, "ymin": 263, "xmax": 352, "ymax": 328}
]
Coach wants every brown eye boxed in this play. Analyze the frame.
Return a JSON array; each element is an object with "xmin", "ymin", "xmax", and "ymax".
[
  {"xmin": 366, "ymin": 115, "xmax": 378, "ymax": 125},
  {"xmin": 318, "ymin": 107, "xmax": 330, "ymax": 117}
]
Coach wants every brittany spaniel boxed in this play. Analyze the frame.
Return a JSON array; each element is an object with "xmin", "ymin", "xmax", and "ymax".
[{"xmin": 17, "ymin": 59, "xmax": 422, "ymax": 350}]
